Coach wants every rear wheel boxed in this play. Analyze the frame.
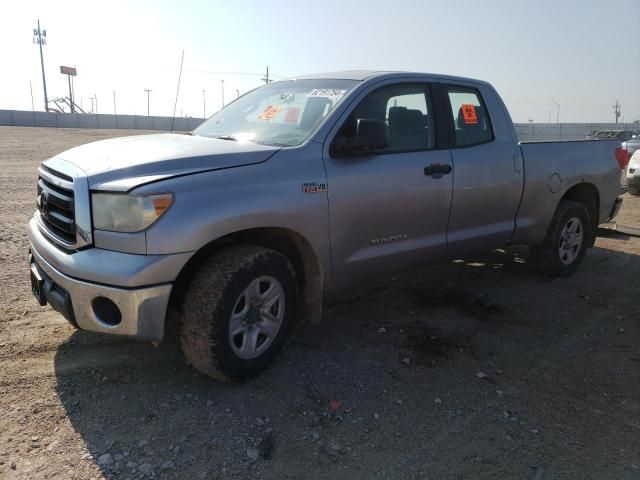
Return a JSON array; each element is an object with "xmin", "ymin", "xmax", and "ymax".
[
  {"xmin": 530, "ymin": 200, "xmax": 591, "ymax": 277},
  {"xmin": 178, "ymin": 245, "xmax": 297, "ymax": 382}
]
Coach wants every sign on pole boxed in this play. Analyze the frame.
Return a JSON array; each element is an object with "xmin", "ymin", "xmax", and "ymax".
[{"xmin": 60, "ymin": 66, "xmax": 77, "ymax": 76}]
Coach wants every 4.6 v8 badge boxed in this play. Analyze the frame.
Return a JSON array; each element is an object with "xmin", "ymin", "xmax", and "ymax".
[{"xmin": 302, "ymin": 182, "xmax": 327, "ymax": 193}]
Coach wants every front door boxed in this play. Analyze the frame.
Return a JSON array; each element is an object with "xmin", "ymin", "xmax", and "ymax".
[{"xmin": 323, "ymin": 82, "xmax": 453, "ymax": 289}]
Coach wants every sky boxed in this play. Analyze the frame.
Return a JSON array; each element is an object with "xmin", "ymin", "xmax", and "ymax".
[{"xmin": 1, "ymin": 0, "xmax": 638, "ymax": 123}]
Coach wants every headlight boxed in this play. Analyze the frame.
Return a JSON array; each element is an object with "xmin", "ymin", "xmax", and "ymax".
[{"xmin": 92, "ymin": 193, "xmax": 174, "ymax": 233}]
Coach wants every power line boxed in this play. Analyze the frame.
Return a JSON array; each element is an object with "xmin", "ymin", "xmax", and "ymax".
[{"xmin": 505, "ymin": 97, "xmax": 617, "ymax": 108}]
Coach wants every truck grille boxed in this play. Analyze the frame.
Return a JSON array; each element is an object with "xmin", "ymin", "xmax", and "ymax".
[{"xmin": 37, "ymin": 168, "xmax": 76, "ymax": 244}]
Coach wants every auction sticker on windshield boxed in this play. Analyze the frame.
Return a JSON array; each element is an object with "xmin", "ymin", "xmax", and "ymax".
[
  {"xmin": 285, "ymin": 107, "xmax": 300, "ymax": 123},
  {"xmin": 258, "ymin": 105, "xmax": 283, "ymax": 120},
  {"xmin": 308, "ymin": 89, "xmax": 347, "ymax": 101}
]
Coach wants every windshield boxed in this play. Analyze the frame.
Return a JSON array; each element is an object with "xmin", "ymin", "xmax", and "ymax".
[{"xmin": 193, "ymin": 79, "xmax": 359, "ymax": 147}]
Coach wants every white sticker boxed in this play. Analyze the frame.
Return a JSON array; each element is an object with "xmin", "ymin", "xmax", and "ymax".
[{"xmin": 308, "ymin": 89, "xmax": 347, "ymax": 101}]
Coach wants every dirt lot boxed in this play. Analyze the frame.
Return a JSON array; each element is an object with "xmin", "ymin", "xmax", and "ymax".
[{"xmin": 1, "ymin": 126, "xmax": 639, "ymax": 480}]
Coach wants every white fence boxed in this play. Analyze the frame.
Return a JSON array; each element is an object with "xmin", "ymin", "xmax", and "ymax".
[
  {"xmin": 514, "ymin": 123, "xmax": 640, "ymax": 142},
  {"xmin": 0, "ymin": 109, "xmax": 205, "ymax": 131}
]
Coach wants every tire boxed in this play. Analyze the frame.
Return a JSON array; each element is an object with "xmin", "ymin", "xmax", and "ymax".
[
  {"xmin": 530, "ymin": 200, "xmax": 591, "ymax": 277},
  {"xmin": 178, "ymin": 245, "xmax": 297, "ymax": 382},
  {"xmin": 628, "ymin": 186, "xmax": 640, "ymax": 196}
]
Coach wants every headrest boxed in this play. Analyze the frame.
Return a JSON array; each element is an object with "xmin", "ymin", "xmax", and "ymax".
[{"xmin": 389, "ymin": 107, "xmax": 425, "ymax": 135}]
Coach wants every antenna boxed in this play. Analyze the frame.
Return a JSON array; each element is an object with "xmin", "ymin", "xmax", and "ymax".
[{"xmin": 170, "ymin": 50, "xmax": 184, "ymax": 133}]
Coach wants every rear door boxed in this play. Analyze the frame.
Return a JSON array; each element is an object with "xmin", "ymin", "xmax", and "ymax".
[
  {"xmin": 442, "ymin": 82, "xmax": 523, "ymax": 258},
  {"xmin": 322, "ymin": 80, "xmax": 453, "ymax": 288}
]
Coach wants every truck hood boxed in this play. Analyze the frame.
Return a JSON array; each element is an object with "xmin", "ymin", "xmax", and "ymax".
[{"xmin": 47, "ymin": 133, "xmax": 281, "ymax": 191}]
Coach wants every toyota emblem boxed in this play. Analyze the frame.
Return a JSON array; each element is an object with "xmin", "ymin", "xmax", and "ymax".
[{"xmin": 39, "ymin": 191, "xmax": 49, "ymax": 215}]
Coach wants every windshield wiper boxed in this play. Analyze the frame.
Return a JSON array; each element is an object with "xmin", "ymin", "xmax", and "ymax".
[{"xmin": 214, "ymin": 135, "xmax": 238, "ymax": 141}]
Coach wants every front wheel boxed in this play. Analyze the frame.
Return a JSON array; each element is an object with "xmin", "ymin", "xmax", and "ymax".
[
  {"xmin": 178, "ymin": 245, "xmax": 297, "ymax": 382},
  {"xmin": 530, "ymin": 200, "xmax": 591, "ymax": 277}
]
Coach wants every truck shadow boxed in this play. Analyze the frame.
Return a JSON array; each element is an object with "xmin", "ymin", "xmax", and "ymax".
[{"xmin": 52, "ymin": 243, "xmax": 640, "ymax": 479}]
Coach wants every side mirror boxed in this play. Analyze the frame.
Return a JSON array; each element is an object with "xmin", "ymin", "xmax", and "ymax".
[{"xmin": 337, "ymin": 118, "xmax": 389, "ymax": 156}]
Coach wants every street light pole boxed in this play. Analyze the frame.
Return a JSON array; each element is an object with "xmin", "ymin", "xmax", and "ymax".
[
  {"xmin": 33, "ymin": 19, "xmax": 48, "ymax": 111},
  {"xmin": 144, "ymin": 89, "xmax": 152, "ymax": 116}
]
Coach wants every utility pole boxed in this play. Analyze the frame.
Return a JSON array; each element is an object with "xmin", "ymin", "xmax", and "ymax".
[
  {"xmin": 94, "ymin": 94, "xmax": 98, "ymax": 114},
  {"xmin": 33, "ymin": 20, "xmax": 48, "ymax": 111},
  {"xmin": 29, "ymin": 81, "xmax": 35, "ymax": 111},
  {"xmin": 144, "ymin": 89, "xmax": 152, "ymax": 116},
  {"xmin": 113, "ymin": 91, "xmax": 117, "ymax": 115},
  {"xmin": 221, "ymin": 80, "xmax": 225, "ymax": 108},
  {"xmin": 613, "ymin": 100, "xmax": 622, "ymax": 124},
  {"xmin": 261, "ymin": 66, "xmax": 272, "ymax": 85},
  {"xmin": 550, "ymin": 100, "xmax": 560, "ymax": 124},
  {"xmin": 202, "ymin": 89, "xmax": 206, "ymax": 118}
]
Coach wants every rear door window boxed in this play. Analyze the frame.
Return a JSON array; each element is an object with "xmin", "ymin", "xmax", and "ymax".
[{"xmin": 446, "ymin": 86, "xmax": 493, "ymax": 147}]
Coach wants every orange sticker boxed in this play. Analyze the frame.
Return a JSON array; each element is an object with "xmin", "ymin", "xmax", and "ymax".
[
  {"xmin": 461, "ymin": 104, "xmax": 478, "ymax": 124},
  {"xmin": 284, "ymin": 107, "xmax": 300, "ymax": 123},
  {"xmin": 258, "ymin": 105, "xmax": 282, "ymax": 120}
]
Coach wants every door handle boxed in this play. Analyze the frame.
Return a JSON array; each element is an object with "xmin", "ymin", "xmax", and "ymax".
[{"xmin": 424, "ymin": 163, "xmax": 452, "ymax": 178}]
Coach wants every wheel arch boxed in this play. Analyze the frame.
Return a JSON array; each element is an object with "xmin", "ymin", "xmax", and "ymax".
[
  {"xmin": 169, "ymin": 226, "xmax": 324, "ymax": 327},
  {"xmin": 559, "ymin": 182, "xmax": 600, "ymax": 246}
]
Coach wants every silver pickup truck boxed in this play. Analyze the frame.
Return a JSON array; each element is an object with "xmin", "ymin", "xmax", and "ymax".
[{"xmin": 28, "ymin": 71, "xmax": 628, "ymax": 381}]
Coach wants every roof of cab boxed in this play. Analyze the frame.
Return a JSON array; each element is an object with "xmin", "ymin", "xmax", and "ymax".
[{"xmin": 288, "ymin": 70, "xmax": 490, "ymax": 86}]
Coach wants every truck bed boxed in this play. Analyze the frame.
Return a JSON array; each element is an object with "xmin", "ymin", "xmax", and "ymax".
[{"xmin": 512, "ymin": 139, "xmax": 622, "ymax": 245}]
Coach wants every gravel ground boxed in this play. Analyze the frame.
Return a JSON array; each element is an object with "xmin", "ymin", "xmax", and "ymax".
[{"xmin": 1, "ymin": 126, "xmax": 639, "ymax": 480}]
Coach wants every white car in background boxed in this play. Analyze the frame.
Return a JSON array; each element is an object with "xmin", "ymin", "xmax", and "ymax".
[
  {"xmin": 627, "ymin": 150, "xmax": 640, "ymax": 196},
  {"xmin": 622, "ymin": 135, "xmax": 640, "ymax": 160}
]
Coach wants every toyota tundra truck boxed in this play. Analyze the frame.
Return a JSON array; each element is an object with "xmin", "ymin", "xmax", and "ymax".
[{"xmin": 28, "ymin": 71, "xmax": 628, "ymax": 382}]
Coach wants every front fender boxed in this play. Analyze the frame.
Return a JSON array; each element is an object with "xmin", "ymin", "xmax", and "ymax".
[{"xmin": 136, "ymin": 146, "xmax": 331, "ymax": 283}]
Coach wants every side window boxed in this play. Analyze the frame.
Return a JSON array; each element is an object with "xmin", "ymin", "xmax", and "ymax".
[
  {"xmin": 447, "ymin": 86, "xmax": 493, "ymax": 147},
  {"xmin": 334, "ymin": 84, "xmax": 435, "ymax": 154}
]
